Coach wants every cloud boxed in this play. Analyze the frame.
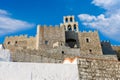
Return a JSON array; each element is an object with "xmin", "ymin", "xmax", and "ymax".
[
  {"xmin": 92, "ymin": 0, "xmax": 120, "ymax": 11},
  {"xmin": 0, "ymin": 9, "xmax": 34, "ymax": 35},
  {"xmin": 78, "ymin": 0, "xmax": 120, "ymax": 41},
  {"xmin": 0, "ymin": 9, "xmax": 9, "ymax": 15}
]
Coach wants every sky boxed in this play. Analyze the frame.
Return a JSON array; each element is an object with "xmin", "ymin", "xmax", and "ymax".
[{"xmin": 0, "ymin": 0, "xmax": 120, "ymax": 45}]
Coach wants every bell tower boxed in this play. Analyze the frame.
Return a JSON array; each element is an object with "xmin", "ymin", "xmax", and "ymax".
[
  {"xmin": 60, "ymin": 15, "xmax": 80, "ymax": 48},
  {"xmin": 61, "ymin": 15, "xmax": 79, "ymax": 32}
]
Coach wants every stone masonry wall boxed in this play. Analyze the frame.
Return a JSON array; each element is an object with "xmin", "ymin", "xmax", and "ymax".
[
  {"xmin": 11, "ymin": 49, "xmax": 75, "ymax": 63},
  {"xmin": 112, "ymin": 46, "xmax": 120, "ymax": 60},
  {"xmin": 4, "ymin": 35, "xmax": 36, "ymax": 52},
  {"xmin": 78, "ymin": 57, "xmax": 120, "ymax": 80},
  {"xmin": 37, "ymin": 25, "xmax": 65, "ymax": 49},
  {"xmin": 79, "ymin": 31, "xmax": 103, "ymax": 55},
  {"xmin": 112, "ymin": 46, "xmax": 120, "ymax": 52}
]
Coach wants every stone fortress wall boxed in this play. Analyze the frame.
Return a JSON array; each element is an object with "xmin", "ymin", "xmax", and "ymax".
[
  {"xmin": 112, "ymin": 45, "xmax": 120, "ymax": 52},
  {"xmin": 78, "ymin": 57, "xmax": 120, "ymax": 80},
  {"xmin": 4, "ymin": 35, "xmax": 36, "ymax": 52},
  {"xmin": 11, "ymin": 49, "xmax": 64, "ymax": 63},
  {"xmin": 36, "ymin": 25, "xmax": 65, "ymax": 50},
  {"xmin": 3, "ymin": 15, "xmax": 120, "ymax": 62},
  {"xmin": 11, "ymin": 49, "xmax": 117, "ymax": 63},
  {"xmin": 79, "ymin": 31, "xmax": 103, "ymax": 55},
  {"xmin": 2, "ymin": 15, "xmax": 120, "ymax": 80}
]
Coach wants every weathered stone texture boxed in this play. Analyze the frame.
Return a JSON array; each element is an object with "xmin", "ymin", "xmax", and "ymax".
[
  {"xmin": 4, "ymin": 35, "xmax": 36, "ymax": 51},
  {"xmin": 79, "ymin": 31, "xmax": 103, "ymax": 55},
  {"xmin": 37, "ymin": 25, "xmax": 65, "ymax": 49},
  {"xmin": 11, "ymin": 49, "xmax": 71, "ymax": 63},
  {"xmin": 3, "ymin": 15, "xmax": 119, "ymax": 62},
  {"xmin": 112, "ymin": 46, "xmax": 120, "ymax": 52},
  {"xmin": 78, "ymin": 58, "xmax": 120, "ymax": 80}
]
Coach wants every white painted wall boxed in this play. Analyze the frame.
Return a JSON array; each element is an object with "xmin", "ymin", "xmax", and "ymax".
[{"xmin": 0, "ymin": 62, "xmax": 79, "ymax": 80}]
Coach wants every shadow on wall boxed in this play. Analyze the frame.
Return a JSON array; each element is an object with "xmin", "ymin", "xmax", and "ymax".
[
  {"xmin": 101, "ymin": 41, "xmax": 116, "ymax": 55},
  {"xmin": 65, "ymin": 31, "xmax": 79, "ymax": 48}
]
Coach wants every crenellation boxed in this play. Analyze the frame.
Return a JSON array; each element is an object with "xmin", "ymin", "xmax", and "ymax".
[
  {"xmin": 3, "ymin": 15, "xmax": 119, "ymax": 63},
  {"xmin": 101, "ymin": 40, "xmax": 110, "ymax": 43},
  {"xmin": 83, "ymin": 30, "xmax": 86, "ymax": 32},
  {"xmin": 43, "ymin": 24, "xmax": 47, "ymax": 27},
  {"xmin": 88, "ymin": 30, "xmax": 92, "ymax": 32},
  {"xmin": 55, "ymin": 25, "xmax": 59, "ymax": 27},
  {"xmin": 29, "ymin": 36, "xmax": 34, "ymax": 38},
  {"xmin": 83, "ymin": 30, "xmax": 97, "ymax": 33}
]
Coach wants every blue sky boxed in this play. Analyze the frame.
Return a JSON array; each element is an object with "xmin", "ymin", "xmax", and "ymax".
[{"xmin": 0, "ymin": 0, "xmax": 120, "ymax": 45}]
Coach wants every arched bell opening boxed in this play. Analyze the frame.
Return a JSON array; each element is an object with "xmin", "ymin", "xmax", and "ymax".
[{"xmin": 68, "ymin": 25, "xmax": 72, "ymax": 31}]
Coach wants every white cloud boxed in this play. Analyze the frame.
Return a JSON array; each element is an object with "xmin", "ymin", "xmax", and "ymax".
[
  {"xmin": 78, "ymin": 0, "xmax": 120, "ymax": 41},
  {"xmin": 0, "ymin": 9, "xmax": 9, "ymax": 15},
  {"xmin": 0, "ymin": 9, "xmax": 34, "ymax": 35},
  {"xmin": 92, "ymin": 0, "xmax": 120, "ymax": 11}
]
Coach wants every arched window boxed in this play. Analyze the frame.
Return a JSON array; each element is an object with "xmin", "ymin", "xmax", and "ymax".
[
  {"xmin": 70, "ymin": 17, "xmax": 73, "ymax": 22},
  {"xmin": 68, "ymin": 25, "xmax": 72, "ymax": 31},
  {"xmin": 86, "ymin": 38, "xmax": 89, "ymax": 43},
  {"xmin": 65, "ymin": 18, "xmax": 68, "ymax": 22},
  {"xmin": 74, "ymin": 24, "xmax": 77, "ymax": 31}
]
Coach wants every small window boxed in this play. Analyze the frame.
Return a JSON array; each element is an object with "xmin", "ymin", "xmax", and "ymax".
[
  {"xmin": 89, "ymin": 49, "xmax": 92, "ymax": 54},
  {"xmin": 70, "ymin": 17, "xmax": 73, "ymax": 22},
  {"xmin": 89, "ymin": 49, "xmax": 92, "ymax": 52},
  {"xmin": 74, "ymin": 24, "xmax": 77, "ymax": 31},
  {"xmin": 45, "ymin": 41, "xmax": 48, "ymax": 45},
  {"xmin": 62, "ymin": 51, "xmax": 64, "ymax": 54},
  {"xmin": 86, "ymin": 38, "xmax": 89, "ymax": 43},
  {"xmin": 8, "ymin": 41, "xmax": 10, "ymax": 44},
  {"xmin": 66, "ymin": 18, "xmax": 68, "ymax": 22},
  {"xmin": 15, "ymin": 41, "xmax": 17, "ymax": 44}
]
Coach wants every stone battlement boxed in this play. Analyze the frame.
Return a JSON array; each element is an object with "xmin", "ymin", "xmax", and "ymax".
[
  {"xmin": 38, "ymin": 24, "xmax": 60, "ymax": 27},
  {"xmin": 3, "ymin": 15, "xmax": 119, "ymax": 62},
  {"xmin": 81, "ymin": 30, "xmax": 97, "ymax": 33},
  {"xmin": 5, "ymin": 34, "xmax": 35, "ymax": 39}
]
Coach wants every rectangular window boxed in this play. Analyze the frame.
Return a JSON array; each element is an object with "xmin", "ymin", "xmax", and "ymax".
[
  {"xmin": 45, "ymin": 40, "xmax": 48, "ymax": 45},
  {"xmin": 86, "ymin": 38, "xmax": 89, "ymax": 43}
]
